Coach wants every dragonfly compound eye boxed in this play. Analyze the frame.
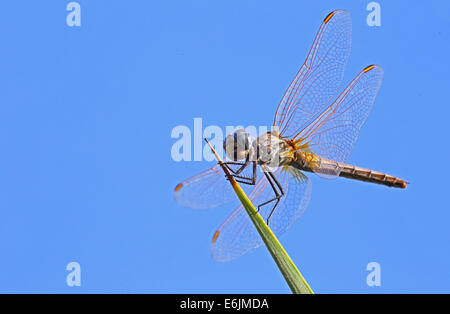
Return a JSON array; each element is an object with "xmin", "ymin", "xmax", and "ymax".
[{"xmin": 223, "ymin": 129, "xmax": 251, "ymax": 161}]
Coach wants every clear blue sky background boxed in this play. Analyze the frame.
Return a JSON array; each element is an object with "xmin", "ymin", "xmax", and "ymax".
[{"xmin": 0, "ymin": 1, "xmax": 448, "ymax": 293}]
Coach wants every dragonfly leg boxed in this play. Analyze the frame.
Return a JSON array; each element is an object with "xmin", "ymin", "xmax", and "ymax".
[
  {"xmin": 224, "ymin": 160, "xmax": 257, "ymax": 186},
  {"xmin": 224, "ymin": 158, "xmax": 249, "ymax": 175},
  {"xmin": 258, "ymin": 170, "xmax": 285, "ymax": 225},
  {"xmin": 224, "ymin": 161, "xmax": 246, "ymax": 174}
]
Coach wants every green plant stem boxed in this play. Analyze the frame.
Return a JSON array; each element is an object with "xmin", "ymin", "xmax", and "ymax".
[{"xmin": 205, "ymin": 139, "xmax": 313, "ymax": 294}]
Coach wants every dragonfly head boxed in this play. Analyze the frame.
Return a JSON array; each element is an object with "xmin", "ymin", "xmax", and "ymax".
[{"xmin": 223, "ymin": 129, "xmax": 252, "ymax": 161}]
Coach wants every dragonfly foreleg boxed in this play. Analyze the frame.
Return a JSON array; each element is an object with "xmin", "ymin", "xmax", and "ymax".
[
  {"xmin": 223, "ymin": 160, "xmax": 257, "ymax": 186},
  {"xmin": 224, "ymin": 161, "xmax": 248, "ymax": 175},
  {"xmin": 258, "ymin": 170, "xmax": 285, "ymax": 225}
]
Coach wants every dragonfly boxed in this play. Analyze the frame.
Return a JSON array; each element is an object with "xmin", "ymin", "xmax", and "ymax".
[{"xmin": 174, "ymin": 10, "xmax": 407, "ymax": 262}]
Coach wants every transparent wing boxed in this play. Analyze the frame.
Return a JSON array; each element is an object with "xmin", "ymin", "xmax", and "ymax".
[
  {"xmin": 298, "ymin": 65, "xmax": 384, "ymax": 178},
  {"xmin": 174, "ymin": 164, "xmax": 256, "ymax": 209},
  {"xmin": 211, "ymin": 167, "xmax": 312, "ymax": 262},
  {"xmin": 273, "ymin": 10, "xmax": 352, "ymax": 139}
]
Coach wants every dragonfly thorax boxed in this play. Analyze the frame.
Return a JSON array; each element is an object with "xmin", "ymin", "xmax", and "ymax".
[
  {"xmin": 253, "ymin": 131, "xmax": 292, "ymax": 168},
  {"xmin": 223, "ymin": 130, "xmax": 292, "ymax": 167}
]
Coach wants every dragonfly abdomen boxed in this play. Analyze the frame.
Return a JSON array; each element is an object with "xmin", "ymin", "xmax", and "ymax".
[
  {"xmin": 336, "ymin": 162, "xmax": 407, "ymax": 188},
  {"xmin": 291, "ymin": 152, "xmax": 407, "ymax": 189}
]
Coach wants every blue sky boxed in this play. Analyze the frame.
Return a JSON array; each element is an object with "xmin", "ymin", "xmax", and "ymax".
[{"xmin": 0, "ymin": 1, "xmax": 448, "ymax": 293}]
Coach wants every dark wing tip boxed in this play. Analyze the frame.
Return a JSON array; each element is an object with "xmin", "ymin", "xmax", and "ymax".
[
  {"xmin": 323, "ymin": 11, "xmax": 335, "ymax": 23},
  {"xmin": 363, "ymin": 64, "xmax": 377, "ymax": 72},
  {"xmin": 174, "ymin": 183, "xmax": 183, "ymax": 192},
  {"xmin": 212, "ymin": 230, "xmax": 220, "ymax": 243},
  {"xmin": 323, "ymin": 9, "xmax": 349, "ymax": 24}
]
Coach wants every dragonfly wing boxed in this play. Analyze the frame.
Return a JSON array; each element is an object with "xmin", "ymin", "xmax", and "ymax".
[
  {"xmin": 300, "ymin": 65, "xmax": 384, "ymax": 178},
  {"xmin": 174, "ymin": 164, "xmax": 257, "ymax": 209},
  {"xmin": 274, "ymin": 10, "xmax": 352, "ymax": 139},
  {"xmin": 174, "ymin": 165, "xmax": 235, "ymax": 209},
  {"xmin": 211, "ymin": 168, "xmax": 312, "ymax": 262}
]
